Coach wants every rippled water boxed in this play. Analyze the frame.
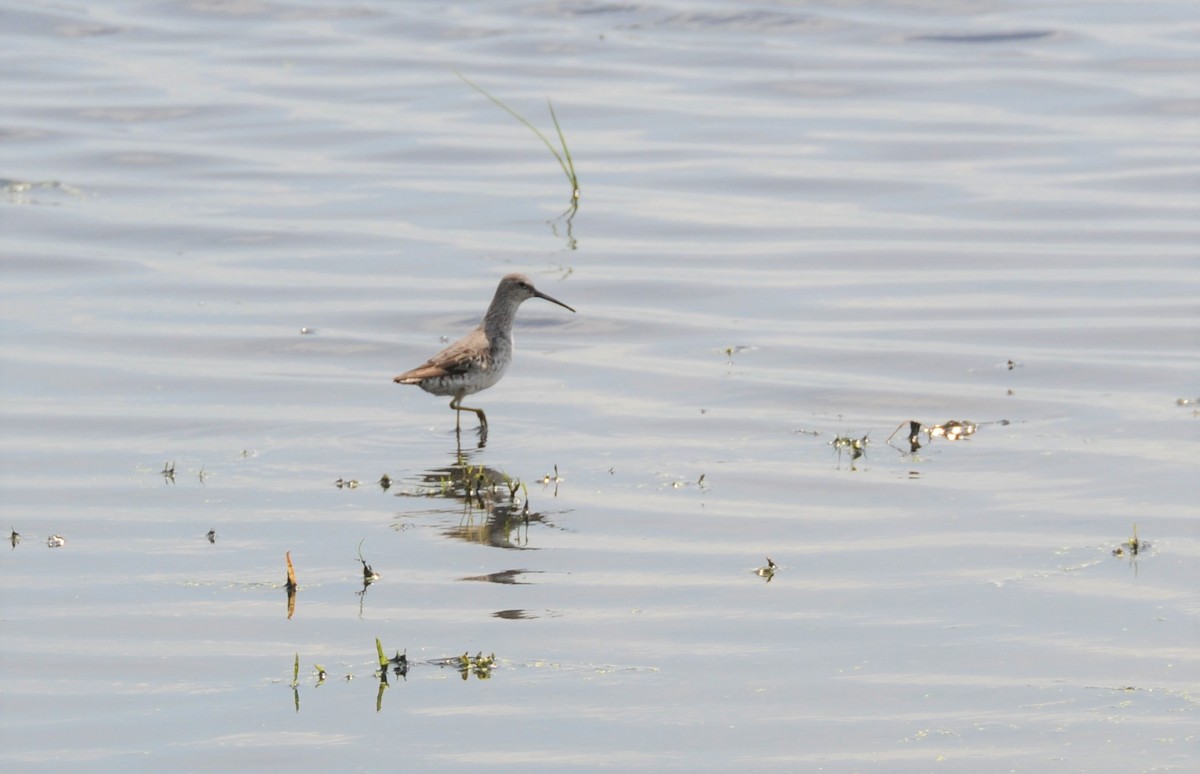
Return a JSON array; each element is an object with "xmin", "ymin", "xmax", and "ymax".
[{"xmin": 2, "ymin": 0, "xmax": 1198, "ymax": 771}]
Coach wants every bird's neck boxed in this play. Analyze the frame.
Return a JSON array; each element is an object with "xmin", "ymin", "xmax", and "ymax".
[{"xmin": 481, "ymin": 298, "xmax": 518, "ymax": 342}]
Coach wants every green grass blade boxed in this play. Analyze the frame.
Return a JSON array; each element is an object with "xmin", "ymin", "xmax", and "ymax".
[
  {"xmin": 455, "ymin": 70, "xmax": 577, "ymax": 197},
  {"xmin": 547, "ymin": 98, "xmax": 579, "ymax": 199}
]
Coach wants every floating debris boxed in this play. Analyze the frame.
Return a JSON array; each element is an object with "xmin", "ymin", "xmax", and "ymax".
[
  {"xmin": 2, "ymin": 178, "xmax": 83, "ymax": 197},
  {"xmin": 206, "ymin": 528, "xmax": 216, "ymax": 544},
  {"xmin": 1112, "ymin": 524, "xmax": 1149, "ymax": 557},
  {"xmin": 299, "ymin": 327, "xmax": 316, "ymax": 335},
  {"xmin": 357, "ymin": 539, "xmax": 379, "ymax": 584},
  {"xmin": 161, "ymin": 461, "xmax": 176, "ymax": 483},
  {"xmin": 542, "ymin": 464, "xmax": 563, "ymax": 496},
  {"xmin": 378, "ymin": 474, "xmax": 392, "ymax": 491},
  {"xmin": 334, "ymin": 478, "xmax": 360, "ymax": 489},
  {"xmin": 46, "ymin": 534, "xmax": 66, "ymax": 548},
  {"xmin": 755, "ymin": 557, "xmax": 777, "ymax": 581},
  {"xmin": 887, "ymin": 419, "xmax": 979, "ymax": 453},
  {"xmin": 285, "ymin": 552, "xmax": 298, "ymax": 619},
  {"xmin": 718, "ymin": 344, "xmax": 756, "ymax": 363},
  {"xmin": 10, "ymin": 528, "xmax": 20, "ymax": 548},
  {"xmin": 831, "ymin": 433, "xmax": 869, "ymax": 463},
  {"xmin": 285, "ymin": 552, "xmax": 298, "ymax": 592},
  {"xmin": 389, "ymin": 650, "xmax": 408, "ymax": 678},
  {"xmin": 928, "ymin": 420, "xmax": 977, "ymax": 441}
]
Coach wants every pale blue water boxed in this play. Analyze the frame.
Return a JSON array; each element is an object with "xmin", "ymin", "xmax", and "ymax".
[{"xmin": 2, "ymin": 1, "xmax": 1197, "ymax": 771}]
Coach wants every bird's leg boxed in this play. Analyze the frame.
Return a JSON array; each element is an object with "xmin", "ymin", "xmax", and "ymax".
[{"xmin": 449, "ymin": 395, "xmax": 488, "ymax": 432}]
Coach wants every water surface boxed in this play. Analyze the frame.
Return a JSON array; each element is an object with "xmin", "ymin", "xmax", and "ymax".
[{"xmin": 2, "ymin": 0, "xmax": 1197, "ymax": 771}]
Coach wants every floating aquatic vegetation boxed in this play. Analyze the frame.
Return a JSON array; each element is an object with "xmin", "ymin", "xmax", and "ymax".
[
  {"xmin": 374, "ymin": 638, "xmax": 408, "ymax": 679},
  {"xmin": 430, "ymin": 651, "xmax": 497, "ymax": 681}
]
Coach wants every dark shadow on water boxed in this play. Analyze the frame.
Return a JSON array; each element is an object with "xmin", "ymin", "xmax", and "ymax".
[
  {"xmin": 493, "ymin": 609, "xmax": 537, "ymax": 620},
  {"xmin": 460, "ymin": 568, "xmax": 541, "ymax": 584}
]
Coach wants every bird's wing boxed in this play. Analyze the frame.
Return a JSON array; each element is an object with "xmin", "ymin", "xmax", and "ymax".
[{"xmin": 394, "ymin": 328, "xmax": 488, "ymax": 384}]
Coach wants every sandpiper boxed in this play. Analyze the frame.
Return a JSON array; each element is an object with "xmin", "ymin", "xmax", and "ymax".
[{"xmin": 394, "ymin": 273, "xmax": 575, "ymax": 435}]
